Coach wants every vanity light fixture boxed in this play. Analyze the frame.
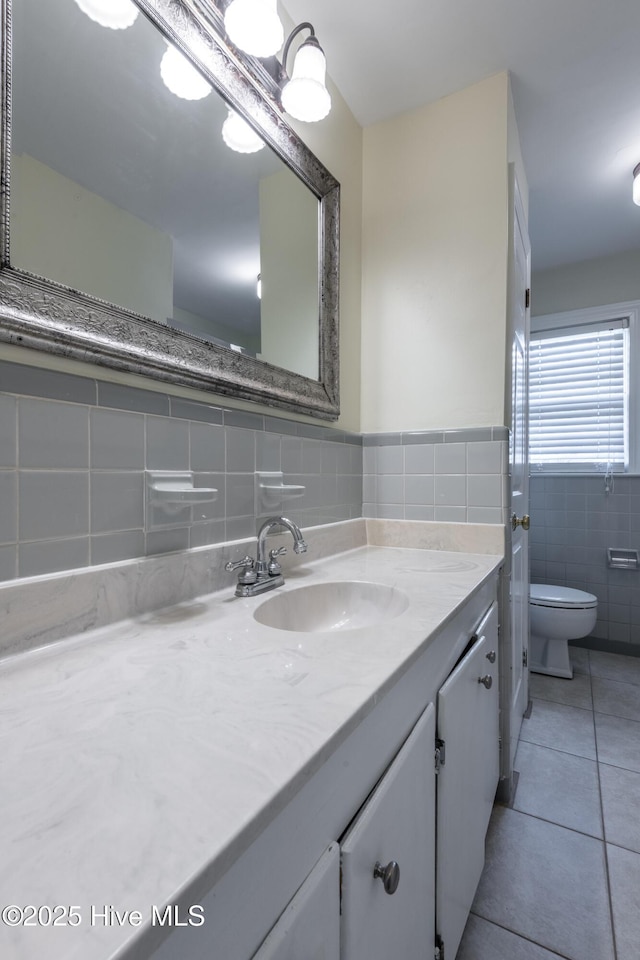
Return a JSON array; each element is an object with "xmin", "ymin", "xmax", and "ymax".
[
  {"xmin": 224, "ymin": 0, "xmax": 284, "ymax": 58},
  {"xmin": 634, "ymin": 163, "xmax": 640, "ymax": 205},
  {"xmin": 160, "ymin": 43, "xmax": 212, "ymax": 100},
  {"xmin": 279, "ymin": 23, "xmax": 331, "ymax": 123},
  {"xmin": 257, "ymin": 273, "xmax": 262, "ymax": 299},
  {"xmin": 221, "ymin": 108, "xmax": 265, "ymax": 153},
  {"xmin": 73, "ymin": 0, "xmax": 139, "ymax": 30}
]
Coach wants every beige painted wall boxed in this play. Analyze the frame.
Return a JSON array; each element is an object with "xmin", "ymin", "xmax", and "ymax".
[
  {"xmin": 360, "ymin": 73, "xmax": 511, "ymax": 433},
  {"xmin": 11, "ymin": 154, "xmax": 173, "ymax": 325},
  {"xmin": 532, "ymin": 248, "xmax": 640, "ymax": 316}
]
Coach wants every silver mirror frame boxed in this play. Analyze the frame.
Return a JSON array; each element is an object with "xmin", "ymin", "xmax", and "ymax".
[{"xmin": 0, "ymin": 0, "xmax": 340, "ymax": 420}]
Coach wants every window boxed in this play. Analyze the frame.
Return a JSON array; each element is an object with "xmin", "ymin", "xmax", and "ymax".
[{"xmin": 529, "ymin": 317, "xmax": 629, "ymax": 472}]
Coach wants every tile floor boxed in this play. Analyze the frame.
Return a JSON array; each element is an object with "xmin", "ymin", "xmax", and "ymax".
[{"xmin": 456, "ymin": 647, "xmax": 640, "ymax": 960}]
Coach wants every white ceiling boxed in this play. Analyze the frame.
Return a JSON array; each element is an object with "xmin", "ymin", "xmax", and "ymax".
[{"xmin": 283, "ymin": 0, "xmax": 640, "ymax": 272}]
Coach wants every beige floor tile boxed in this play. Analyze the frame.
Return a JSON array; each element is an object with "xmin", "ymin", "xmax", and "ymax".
[
  {"xmin": 529, "ymin": 671, "xmax": 593, "ymax": 710},
  {"xmin": 600, "ymin": 763, "xmax": 640, "ymax": 854},
  {"xmin": 589, "ymin": 650, "xmax": 640, "ymax": 687},
  {"xmin": 514, "ymin": 741, "xmax": 601, "ymax": 837},
  {"xmin": 607, "ymin": 843, "xmax": 640, "ymax": 960},
  {"xmin": 595, "ymin": 713, "xmax": 640, "ymax": 773},
  {"xmin": 472, "ymin": 807, "xmax": 614, "ymax": 960},
  {"xmin": 520, "ymin": 698, "xmax": 596, "ymax": 760},
  {"xmin": 593, "ymin": 676, "xmax": 640, "ymax": 723},
  {"xmin": 457, "ymin": 915, "xmax": 565, "ymax": 960}
]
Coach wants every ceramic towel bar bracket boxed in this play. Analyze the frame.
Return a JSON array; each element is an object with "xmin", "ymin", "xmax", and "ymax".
[
  {"xmin": 607, "ymin": 548, "xmax": 639, "ymax": 570},
  {"xmin": 146, "ymin": 471, "xmax": 218, "ymax": 530},
  {"xmin": 256, "ymin": 472, "xmax": 305, "ymax": 514}
]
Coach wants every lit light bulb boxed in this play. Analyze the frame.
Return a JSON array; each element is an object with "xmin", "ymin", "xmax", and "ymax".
[
  {"xmin": 222, "ymin": 110, "xmax": 265, "ymax": 154},
  {"xmin": 224, "ymin": 0, "xmax": 284, "ymax": 58},
  {"xmin": 160, "ymin": 44, "xmax": 211, "ymax": 101},
  {"xmin": 73, "ymin": 0, "xmax": 138, "ymax": 30},
  {"xmin": 281, "ymin": 39, "xmax": 331, "ymax": 122}
]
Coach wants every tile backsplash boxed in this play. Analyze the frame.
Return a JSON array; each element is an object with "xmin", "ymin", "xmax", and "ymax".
[
  {"xmin": 0, "ymin": 361, "xmax": 362, "ymax": 581},
  {"xmin": 529, "ymin": 474, "xmax": 640, "ymax": 648},
  {"xmin": 362, "ymin": 428, "xmax": 509, "ymax": 524}
]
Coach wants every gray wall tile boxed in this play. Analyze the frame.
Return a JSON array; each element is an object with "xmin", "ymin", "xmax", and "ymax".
[
  {"xmin": 146, "ymin": 528, "xmax": 190, "ymax": 555},
  {"xmin": 377, "ymin": 475, "xmax": 404, "ymax": 503},
  {"xmin": 98, "ymin": 382, "xmax": 169, "ymax": 415},
  {"xmin": 281, "ymin": 436, "xmax": 303, "ymax": 474},
  {"xmin": 19, "ymin": 399, "xmax": 89, "ymax": 469},
  {"xmin": 467, "ymin": 441, "xmax": 502, "ymax": 474},
  {"xmin": 435, "ymin": 443, "xmax": 466, "ymax": 474},
  {"xmin": 19, "ymin": 538, "xmax": 90, "ymax": 578},
  {"xmin": 0, "ymin": 471, "xmax": 17, "ymax": 543},
  {"xmin": 467, "ymin": 475, "xmax": 503, "ymax": 508},
  {"xmin": 435, "ymin": 475, "xmax": 467, "ymax": 506},
  {"xmin": 377, "ymin": 445, "xmax": 403, "ymax": 474},
  {"xmin": 19, "ymin": 471, "xmax": 89, "ymax": 540},
  {"xmin": 0, "ymin": 395, "xmax": 17, "ymax": 467},
  {"xmin": 91, "ymin": 472, "xmax": 144, "ymax": 533},
  {"xmin": 405, "ymin": 444, "xmax": 434, "ymax": 474},
  {"xmin": 1, "ymin": 361, "xmax": 96, "ymax": 404},
  {"xmin": 0, "ymin": 543, "xmax": 17, "ymax": 581},
  {"xmin": 256, "ymin": 433, "xmax": 281, "ymax": 472},
  {"xmin": 189, "ymin": 520, "xmax": 226, "ymax": 548},
  {"xmin": 226, "ymin": 427, "xmax": 255, "ymax": 473},
  {"xmin": 91, "ymin": 408, "xmax": 144, "ymax": 470},
  {"xmin": 91, "ymin": 530, "xmax": 146, "ymax": 565},
  {"xmin": 190, "ymin": 422, "xmax": 226, "ymax": 472},
  {"xmin": 405, "ymin": 475, "xmax": 435, "ymax": 505},
  {"xmin": 170, "ymin": 398, "xmax": 223, "ymax": 424},
  {"xmin": 147, "ymin": 416, "xmax": 190, "ymax": 470},
  {"xmin": 226, "ymin": 474, "xmax": 254, "ymax": 517}
]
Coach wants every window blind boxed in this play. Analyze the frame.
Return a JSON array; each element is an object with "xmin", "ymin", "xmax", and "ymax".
[{"xmin": 529, "ymin": 319, "xmax": 628, "ymax": 468}]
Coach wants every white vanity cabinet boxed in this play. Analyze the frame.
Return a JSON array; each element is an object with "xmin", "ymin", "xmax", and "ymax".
[
  {"xmin": 150, "ymin": 578, "xmax": 500, "ymax": 960},
  {"xmin": 436, "ymin": 602, "xmax": 500, "ymax": 959},
  {"xmin": 252, "ymin": 844, "xmax": 340, "ymax": 960},
  {"xmin": 340, "ymin": 703, "xmax": 436, "ymax": 960}
]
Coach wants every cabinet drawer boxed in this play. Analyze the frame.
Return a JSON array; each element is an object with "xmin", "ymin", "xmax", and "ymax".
[{"xmin": 340, "ymin": 703, "xmax": 436, "ymax": 960}]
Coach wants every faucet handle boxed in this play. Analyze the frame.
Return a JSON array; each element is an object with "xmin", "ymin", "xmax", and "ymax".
[
  {"xmin": 268, "ymin": 546, "xmax": 287, "ymax": 576},
  {"xmin": 225, "ymin": 556, "xmax": 258, "ymax": 584}
]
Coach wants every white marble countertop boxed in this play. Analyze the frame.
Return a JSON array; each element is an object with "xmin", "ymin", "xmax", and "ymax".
[{"xmin": 0, "ymin": 538, "xmax": 502, "ymax": 960}]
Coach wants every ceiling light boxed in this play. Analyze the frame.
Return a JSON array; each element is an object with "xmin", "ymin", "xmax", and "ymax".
[
  {"xmin": 73, "ymin": 0, "xmax": 139, "ymax": 30},
  {"xmin": 222, "ymin": 109, "xmax": 265, "ymax": 154},
  {"xmin": 160, "ymin": 44, "xmax": 212, "ymax": 101},
  {"xmin": 224, "ymin": 0, "xmax": 284, "ymax": 58},
  {"xmin": 280, "ymin": 24, "xmax": 331, "ymax": 123},
  {"xmin": 634, "ymin": 163, "xmax": 640, "ymax": 206}
]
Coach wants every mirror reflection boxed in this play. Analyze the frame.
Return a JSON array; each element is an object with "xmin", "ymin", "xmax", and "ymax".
[{"xmin": 10, "ymin": 0, "xmax": 321, "ymax": 380}]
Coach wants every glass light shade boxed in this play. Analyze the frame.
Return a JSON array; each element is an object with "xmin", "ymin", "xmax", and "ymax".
[
  {"xmin": 281, "ymin": 41, "xmax": 331, "ymax": 122},
  {"xmin": 73, "ymin": 0, "xmax": 139, "ymax": 30},
  {"xmin": 160, "ymin": 45, "xmax": 211, "ymax": 101},
  {"xmin": 222, "ymin": 110, "xmax": 265, "ymax": 154},
  {"xmin": 224, "ymin": 0, "xmax": 284, "ymax": 58},
  {"xmin": 634, "ymin": 164, "xmax": 640, "ymax": 206}
]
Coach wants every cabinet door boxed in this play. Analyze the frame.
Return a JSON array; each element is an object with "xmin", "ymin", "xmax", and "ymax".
[
  {"xmin": 340, "ymin": 703, "xmax": 436, "ymax": 960},
  {"xmin": 436, "ymin": 602, "xmax": 499, "ymax": 959},
  {"xmin": 252, "ymin": 843, "xmax": 340, "ymax": 960}
]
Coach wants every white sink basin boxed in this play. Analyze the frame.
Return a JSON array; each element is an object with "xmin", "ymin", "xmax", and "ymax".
[{"xmin": 253, "ymin": 580, "xmax": 410, "ymax": 633}]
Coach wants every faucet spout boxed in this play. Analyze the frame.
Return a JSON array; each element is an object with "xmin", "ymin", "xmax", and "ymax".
[{"xmin": 257, "ymin": 516, "xmax": 307, "ymax": 574}]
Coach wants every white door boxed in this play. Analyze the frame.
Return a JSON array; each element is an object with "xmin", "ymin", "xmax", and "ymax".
[
  {"xmin": 436, "ymin": 605, "xmax": 500, "ymax": 960},
  {"xmin": 340, "ymin": 703, "xmax": 436, "ymax": 960},
  {"xmin": 505, "ymin": 169, "xmax": 531, "ymax": 779}
]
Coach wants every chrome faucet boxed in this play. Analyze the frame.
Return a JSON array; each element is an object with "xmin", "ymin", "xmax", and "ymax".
[{"xmin": 225, "ymin": 516, "xmax": 307, "ymax": 597}]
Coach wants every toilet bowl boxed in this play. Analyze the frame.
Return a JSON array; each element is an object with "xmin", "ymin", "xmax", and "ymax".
[{"xmin": 529, "ymin": 584, "xmax": 598, "ymax": 679}]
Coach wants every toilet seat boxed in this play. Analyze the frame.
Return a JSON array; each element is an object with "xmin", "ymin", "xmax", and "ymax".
[{"xmin": 530, "ymin": 584, "xmax": 597, "ymax": 610}]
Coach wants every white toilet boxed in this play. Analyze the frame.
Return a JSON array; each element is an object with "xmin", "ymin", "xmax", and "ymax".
[{"xmin": 529, "ymin": 584, "xmax": 598, "ymax": 679}]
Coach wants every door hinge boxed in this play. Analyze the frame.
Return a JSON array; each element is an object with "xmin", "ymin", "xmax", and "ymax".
[
  {"xmin": 523, "ymin": 648, "xmax": 528, "ymax": 667},
  {"xmin": 435, "ymin": 738, "xmax": 446, "ymax": 773},
  {"xmin": 435, "ymin": 934, "xmax": 445, "ymax": 960},
  {"xmin": 525, "ymin": 287, "xmax": 530, "ymax": 309}
]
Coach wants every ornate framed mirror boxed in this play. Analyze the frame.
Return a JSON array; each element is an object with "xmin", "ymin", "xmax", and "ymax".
[{"xmin": 0, "ymin": 0, "xmax": 340, "ymax": 419}]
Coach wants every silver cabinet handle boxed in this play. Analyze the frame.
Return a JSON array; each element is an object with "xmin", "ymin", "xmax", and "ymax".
[
  {"xmin": 478, "ymin": 675, "xmax": 493, "ymax": 689},
  {"xmin": 373, "ymin": 860, "xmax": 400, "ymax": 895},
  {"xmin": 486, "ymin": 650, "xmax": 496, "ymax": 663}
]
